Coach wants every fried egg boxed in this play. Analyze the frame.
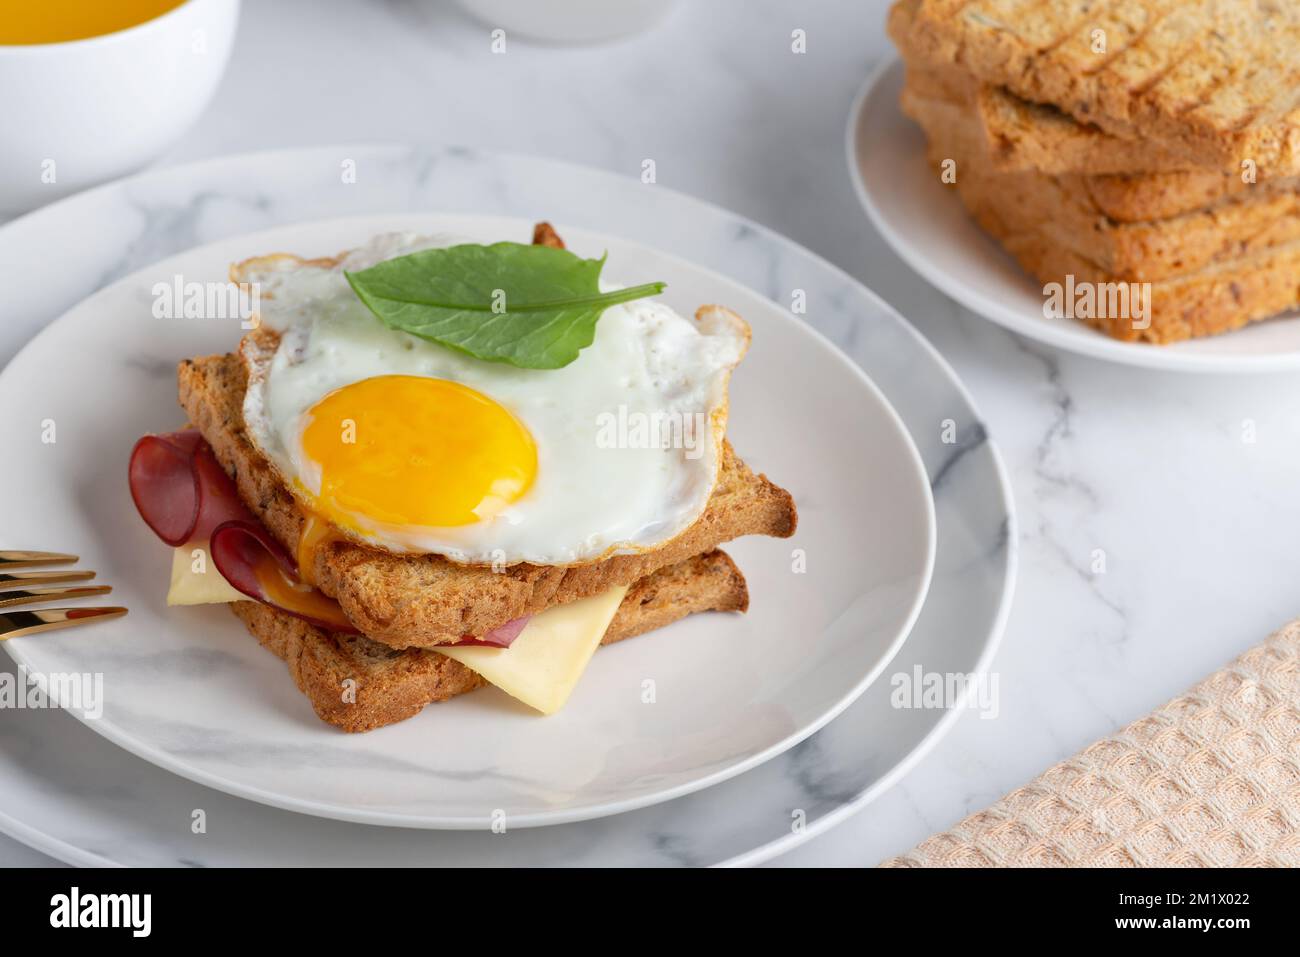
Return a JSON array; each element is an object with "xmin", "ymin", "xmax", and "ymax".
[{"xmin": 239, "ymin": 233, "xmax": 749, "ymax": 566}]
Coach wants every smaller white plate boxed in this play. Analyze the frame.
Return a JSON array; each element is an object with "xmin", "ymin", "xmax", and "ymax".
[
  {"xmin": 0, "ymin": 213, "xmax": 936, "ymax": 830},
  {"xmin": 848, "ymin": 59, "xmax": 1300, "ymax": 374}
]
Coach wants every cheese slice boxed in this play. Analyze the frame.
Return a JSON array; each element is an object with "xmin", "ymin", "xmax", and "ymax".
[
  {"xmin": 167, "ymin": 543, "xmax": 246, "ymax": 605},
  {"xmin": 434, "ymin": 584, "xmax": 629, "ymax": 715},
  {"xmin": 165, "ymin": 546, "xmax": 626, "ymax": 714}
]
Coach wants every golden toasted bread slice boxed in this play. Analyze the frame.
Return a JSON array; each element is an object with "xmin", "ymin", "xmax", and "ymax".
[
  {"xmin": 897, "ymin": 51, "xmax": 1202, "ymax": 176},
  {"xmin": 892, "ymin": 0, "xmax": 1300, "ymax": 172},
  {"xmin": 1075, "ymin": 169, "xmax": 1300, "ymax": 224},
  {"xmin": 899, "ymin": 56, "xmax": 1300, "ymax": 212},
  {"xmin": 230, "ymin": 549, "xmax": 749, "ymax": 732},
  {"xmin": 904, "ymin": 86, "xmax": 1300, "ymax": 283}
]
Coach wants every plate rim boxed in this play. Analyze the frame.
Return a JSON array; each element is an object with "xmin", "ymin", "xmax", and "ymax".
[
  {"xmin": 0, "ymin": 142, "xmax": 1015, "ymax": 865},
  {"xmin": 847, "ymin": 56, "xmax": 1300, "ymax": 375},
  {"xmin": 0, "ymin": 210, "xmax": 938, "ymax": 830},
  {"xmin": 721, "ymin": 216, "xmax": 1017, "ymax": 865},
  {"xmin": 0, "ymin": 804, "xmax": 119, "ymax": 868}
]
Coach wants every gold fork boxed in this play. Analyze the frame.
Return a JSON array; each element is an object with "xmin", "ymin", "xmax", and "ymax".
[{"xmin": 0, "ymin": 551, "xmax": 126, "ymax": 640}]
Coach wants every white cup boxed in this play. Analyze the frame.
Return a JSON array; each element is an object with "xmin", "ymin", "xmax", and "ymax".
[
  {"xmin": 0, "ymin": 0, "xmax": 240, "ymax": 215},
  {"xmin": 455, "ymin": 0, "xmax": 679, "ymax": 44}
]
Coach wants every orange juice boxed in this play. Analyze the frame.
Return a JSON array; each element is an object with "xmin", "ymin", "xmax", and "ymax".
[{"xmin": 0, "ymin": 0, "xmax": 187, "ymax": 45}]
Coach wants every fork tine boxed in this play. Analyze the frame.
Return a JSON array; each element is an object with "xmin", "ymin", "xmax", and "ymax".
[
  {"xmin": 0, "ymin": 570, "xmax": 96, "ymax": 590},
  {"xmin": 0, "ymin": 606, "xmax": 127, "ymax": 640},
  {"xmin": 0, "ymin": 585, "xmax": 112, "ymax": 609},
  {"xmin": 0, "ymin": 550, "xmax": 79, "ymax": 568}
]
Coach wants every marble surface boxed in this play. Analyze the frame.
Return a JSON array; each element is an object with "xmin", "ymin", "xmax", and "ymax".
[{"xmin": 1, "ymin": 0, "xmax": 1295, "ymax": 867}]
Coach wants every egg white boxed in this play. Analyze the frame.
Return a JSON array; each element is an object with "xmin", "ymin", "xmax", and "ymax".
[{"xmin": 238, "ymin": 233, "xmax": 749, "ymax": 566}]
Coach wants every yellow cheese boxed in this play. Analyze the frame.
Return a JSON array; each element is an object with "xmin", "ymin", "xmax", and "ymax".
[
  {"xmin": 167, "ymin": 544, "xmax": 246, "ymax": 606},
  {"xmin": 435, "ymin": 585, "xmax": 629, "ymax": 715},
  {"xmin": 164, "ymin": 548, "xmax": 624, "ymax": 715}
]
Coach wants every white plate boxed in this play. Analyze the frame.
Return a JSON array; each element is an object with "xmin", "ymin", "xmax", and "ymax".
[
  {"xmin": 848, "ymin": 59, "xmax": 1300, "ymax": 374},
  {"xmin": 0, "ymin": 144, "xmax": 1012, "ymax": 866},
  {"xmin": 0, "ymin": 212, "xmax": 936, "ymax": 829}
]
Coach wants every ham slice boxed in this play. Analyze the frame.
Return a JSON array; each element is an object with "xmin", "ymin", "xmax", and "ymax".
[
  {"xmin": 208, "ymin": 520, "xmax": 528, "ymax": 645},
  {"xmin": 129, "ymin": 430, "xmax": 253, "ymax": 545},
  {"xmin": 209, "ymin": 520, "xmax": 359, "ymax": 634},
  {"xmin": 130, "ymin": 430, "xmax": 356, "ymax": 633},
  {"xmin": 454, "ymin": 616, "xmax": 530, "ymax": 648}
]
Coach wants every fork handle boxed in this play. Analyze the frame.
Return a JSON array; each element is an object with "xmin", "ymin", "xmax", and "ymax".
[
  {"xmin": 0, "ymin": 550, "xmax": 79, "ymax": 568},
  {"xmin": 0, "ymin": 606, "xmax": 127, "ymax": 640}
]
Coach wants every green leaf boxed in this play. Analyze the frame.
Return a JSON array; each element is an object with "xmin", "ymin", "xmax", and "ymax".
[{"xmin": 344, "ymin": 242, "xmax": 666, "ymax": 369}]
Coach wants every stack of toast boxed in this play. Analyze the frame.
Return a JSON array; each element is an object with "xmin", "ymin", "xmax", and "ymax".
[
  {"xmin": 163, "ymin": 225, "xmax": 797, "ymax": 732},
  {"xmin": 888, "ymin": 0, "xmax": 1300, "ymax": 344}
]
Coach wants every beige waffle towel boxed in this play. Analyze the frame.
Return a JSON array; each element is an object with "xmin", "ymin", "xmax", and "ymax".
[{"xmin": 883, "ymin": 621, "xmax": 1300, "ymax": 867}]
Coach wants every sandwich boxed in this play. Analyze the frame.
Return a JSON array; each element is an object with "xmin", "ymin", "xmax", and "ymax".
[{"xmin": 128, "ymin": 222, "xmax": 796, "ymax": 731}]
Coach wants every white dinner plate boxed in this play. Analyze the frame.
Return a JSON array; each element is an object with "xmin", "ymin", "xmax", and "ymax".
[
  {"xmin": 0, "ymin": 212, "xmax": 936, "ymax": 829},
  {"xmin": 848, "ymin": 58, "xmax": 1300, "ymax": 374},
  {"xmin": 0, "ymin": 144, "xmax": 1012, "ymax": 865}
]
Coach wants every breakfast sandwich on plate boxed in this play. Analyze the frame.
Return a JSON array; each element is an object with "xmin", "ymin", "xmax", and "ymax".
[{"xmin": 128, "ymin": 222, "xmax": 797, "ymax": 731}]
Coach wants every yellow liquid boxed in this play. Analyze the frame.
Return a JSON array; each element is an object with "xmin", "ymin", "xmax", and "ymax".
[{"xmin": 0, "ymin": 0, "xmax": 187, "ymax": 45}]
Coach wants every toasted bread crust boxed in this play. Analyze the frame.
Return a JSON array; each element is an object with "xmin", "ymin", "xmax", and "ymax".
[
  {"xmin": 1076, "ymin": 169, "xmax": 1299, "ymax": 224},
  {"xmin": 230, "ymin": 550, "xmax": 748, "ymax": 732},
  {"xmin": 892, "ymin": 0, "xmax": 1300, "ymax": 172},
  {"xmin": 531, "ymin": 221, "xmax": 565, "ymax": 249},
  {"xmin": 922, "ymin": 95, "xmax": 1300, "ymax": 342},
  {"xmin": 900, "ymin": 60, "xmax": 1300, "ymax": 217},
  {"xmin": 904, "ymin": 87, "xmax": 1300, "ymax": 284},
  {"xmin": 896, "ymin": 46, "xmax": 1205, "ymax": 176},
  {"xmin": 991, "ymin": 234, "xmax": 1300, "ymax": 344},
  {"xmin": 178, "ymin": 352, "xmax": 794, "ymax": 646}
]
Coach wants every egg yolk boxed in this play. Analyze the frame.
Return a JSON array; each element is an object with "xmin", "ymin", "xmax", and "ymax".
[
  {"xmin": 250, "ymin": 547, "xmax": 355, "ymax": 632},
  {"xmin": 295, "ymin": 512, "xmax": 341, "ymax": 586},
  {"xmin": 299, "ymin": 375, "xmax": 537, "ymax": 529}
]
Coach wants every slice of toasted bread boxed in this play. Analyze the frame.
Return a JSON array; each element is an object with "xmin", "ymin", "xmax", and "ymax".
[
  {"xmin": 1075, "ymin": 169, "xmax": 1300, "ymax": 224},
  {"xmin": 898, "ymin": 56, "xmax": 1205, "ymax": 176},
  {"xmin": 178, "ymin": 352, "xmax": 795, "ymax": 647},
  {"xmin": 901, "ymin": 59, "xmax": 1300, "ymax": 220},
  {"xmin": 892, "ymin": 0, "xmax": 1300, "ymax": 173},
  {"xmin": 904, "ymin": 86, "xmax": 1300, "ymax": 283},
  {"xmin": 230, "ymin": 549, "xmax": 748, "ymax": 732},
  {"xmin": 897, "ymin": 52, "xmax": 1285, "ymax": 223},
  {"xmin": 963, "ymin": 205, "xmax": 1300, "ymax": 343}
]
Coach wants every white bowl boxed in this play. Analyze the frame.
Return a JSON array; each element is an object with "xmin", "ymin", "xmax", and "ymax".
[{"xmin": 0, "ymin": 0, "xmax": 239, "ymax": 215}]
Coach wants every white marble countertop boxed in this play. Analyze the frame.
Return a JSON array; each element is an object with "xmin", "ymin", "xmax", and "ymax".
[{"xmin": 5, "ymin": 0, "xmax": 1297, "ymax": 868}]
